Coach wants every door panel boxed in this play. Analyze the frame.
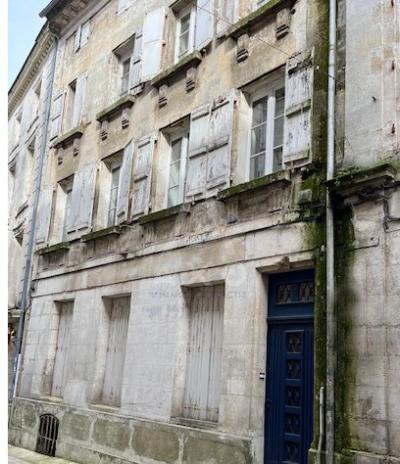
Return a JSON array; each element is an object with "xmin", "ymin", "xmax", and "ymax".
[{"xmin": 265, "ymin": 271, "xmax": 314, "ymax": 464}]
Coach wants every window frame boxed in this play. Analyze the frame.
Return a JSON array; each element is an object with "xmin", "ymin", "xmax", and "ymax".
[
  {"xmin": 167, "ymin": 133, "xmax": 189, "ymax": 208},
  {"xmin": 247, "ymin": 76, "xmax": 285, "ymax": 180},
  {"xmin": 175, "ymin": 4, "xmax": 196, "ymax": 63},
  {"xmin": 58, "ymin": 177, "xmax": 74, "ymax": 242},
  {"xmin": 107, "ymin": 161, "xmax": 122, "ymax": 227}
]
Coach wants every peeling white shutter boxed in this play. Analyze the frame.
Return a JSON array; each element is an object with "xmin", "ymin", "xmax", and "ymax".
[
  {"xmin": 116, "ymin": 141, "xmax": 134, "ymax": 224},
  {"xmin": 217, "ymin": 0, "xmax": 239, "ymax": 36},
  {"xmin": 74, "ymin": 26, "xmax": 81, "ymax": 52},
  {"xmin": 72, "ymin": 74, "xmax": 87, "ymax": 128},
  {"xmin": 80, "ymin": 20, "xmax": 91, "ymax": 47},
  {"xmin": 50, "ymin": 93, "xmax": 64, "ymax": 140},
  {"xmin": 185, "ymin": 104, "xmax": 210, "ymax": 199},
  {"xmin": 36, "ymin": 187, "xmax": 54, "ymax": 244},
  {"xmin": 195, "ymin": 0, "xmax": 213, "ymax": 49},
  {"xmin": 52, "ymin": 302, "xmax": 73, "ymax": 398},
  {"xmin": 131, "ymin": 136, "xmax": 153, "ymax": 217},
  {"xmin": 283, "ymin": 52, "xmax": 314, "ymax": 164},
  {"xmin": 102, "ymin": 297, "xmax": 130, "ymax": 407},
  {"xmin": 206, "ymin": 94, "xmax": 234, "ymax": 190},
  {"xmin": 129, "ymin": 30, "xmax": 143, "ymax": 90},
  {"xmin": 183, "ymin": 285, "xmax": 224, "ymax": 422},
  {"xmin": 142, "ymin": 7, "xmax": 165, "ymax": 80},
  {"xmin": 117, "ymin": 0, "xmax": 129, "ymax": 14},
  {"xmin": 68, "ymin": 162, "xmax": 96, "ymax": 232}
]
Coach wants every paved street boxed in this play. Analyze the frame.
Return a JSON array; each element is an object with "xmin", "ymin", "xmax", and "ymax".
[{"xmin": 8, "ymin": 446, "xmax": 78, "ymax": 464}]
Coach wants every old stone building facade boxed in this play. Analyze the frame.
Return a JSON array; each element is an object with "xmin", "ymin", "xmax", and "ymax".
[{"xmin": 8, "ymin": 1, "xmax": 400, "ymax": 464}]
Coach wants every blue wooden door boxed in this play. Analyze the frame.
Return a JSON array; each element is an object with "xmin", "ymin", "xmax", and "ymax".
[{"xmin": 265, "ymin": 270, "xmax": 314, "ymax": 464}]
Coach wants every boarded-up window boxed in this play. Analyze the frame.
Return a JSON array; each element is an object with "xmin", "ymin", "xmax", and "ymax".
[
  {"xmin": 183, "ymin": 285, "xmax": 224, "ymax": 422},
  {"xmin": 51, "ymin": 302, "xmax": 73, "ymax": 398},
  {"xmin": 101, "ymin": 297, "xmax": 130, "ymax": 407}
]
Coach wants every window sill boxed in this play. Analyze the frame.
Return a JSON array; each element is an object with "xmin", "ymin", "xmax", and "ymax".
[
  {"xmin": 170, "ymin": 417, "xmax": 218, "ymax": 430},
  {"xmin": 81, "ymin": 226, "xmax": 121, "ymax": 242},
  {"xmin": 37, "ymin": 241, "xmax": 70, "ymax": 255},
  {"xmin": 151, "ymin": 51, "xmax": 202, "ymax": 89},
  {"xmin": 89, "ymin": 403, "xmax": 120, "ymax": 413},
  {"xmin": 227, "ymin": 0, "xmax": 291, "ymax": 39},
  {"xmin": 52, "ymin": 125, "xmax": 85, "ymax": 149},
  {"xmin": 217, "ymin": 170, "xmax": 291, "ymax": 200},
  {"xmin": 138, "ymin": 203, "xmax": 191, "ymax": 225},
  {"xmin": 96, "ymin": 94, "xmax": 135, "ymax": 123},
  {"xmin": 326, "ymin": 163, "xmax": 398, "ymax": 199}
]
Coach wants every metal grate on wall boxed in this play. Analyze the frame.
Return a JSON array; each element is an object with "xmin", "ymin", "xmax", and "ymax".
[{"xmin": 36, "ymin": 414, "xmax": 59, "ymax": 457}]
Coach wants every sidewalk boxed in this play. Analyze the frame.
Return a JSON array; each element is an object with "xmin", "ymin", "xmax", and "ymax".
[{"xmin": 8, "ymin": 446, "xmax": 79, "ymax": 464}]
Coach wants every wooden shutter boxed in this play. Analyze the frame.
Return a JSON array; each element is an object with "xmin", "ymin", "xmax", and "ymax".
[
  {"xmin": 141, "ymin": 7, "xmax": 165, "ymax": 81},
  {"xmin": 68, "ymin": 163, "xmax": 96, "ymax": 232},
  {"xmin": 217, "ymin": 0, "xmax": 239, "ymax": 36},
  {"xmin": 185, "ymin": 104, "xmax": 210, "ymax": 199},
  {"xmin": 102, "ymin": 297, "xmax": 130, "ymax": 407},
  {"xmin": 183, "ymin": 285, "xmax": 224, "ymax": 422},
  {"xmin": 206, "ymin": 94, "xmax": 234, "ymax": 191},
  {"xmin": 195, "ymin": 0, "xmax": 213, "ymax": 50},
  {"xmin": 129, "ymin": 30, "xmax": 143, "ymax": 90},
  {"xmin": 35, "ymin": 187, "xmax": 54, "ymax": 244},
  {"xmin": 116, "ymin": 141, "xmax": 134, "ymax": 224},
  {"xmin": 80, "ymin": 20, "xmax": 91, "ymax": 46},
  {"xmin": 51, "ymin": 302, "xmax": 73, "ymax": 398},
  {"xmin": 50, "ymin": 93, "xmax": 64, "ymax": 140},
  {"xmin": 131, "ymin": 136, "xmax": 153, "ymax": 217},
  {"xmin": 117, "ymin": 0, "xmax": 128, "ymax": 14},
  {"xmin": 72, "ymin": 74, "xmax": 87, "ymax": 128},
  {"xmin": 283, "ymin": 52, "xmax": 314, "ymax": 165},
  {"xmin": 74, "ymin": 26, "xmax": 81, "ymax": 52}
]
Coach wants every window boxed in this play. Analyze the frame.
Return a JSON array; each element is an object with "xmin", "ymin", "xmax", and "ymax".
[
  {"xmin": 74, "ymin": 20, "xmax": 90, "ymax": 52},
  {"xmin": 101, "ymin": 297, "xmax": 130, "ymax": 406},
  {"xmin": 183, "ymin": 285, "xmax": 224, "ymax": 422},
  {"xmin": 175, "ymin": 5, "xmax": 196, "ymax": 62},
  {"xmin": 51, "ymin": 301, "xmax": 73, "ymax": 398},
  {"xmin": 66, "ymin": 80, "xmax": 77, "ymax": 129},
  {"xmin": 168, "ymin": 135, "xmax": 188, "ymax": 207},
  {"xmin": 117, "ymin": 0, "xmax": 134, "ymax": 14},
  {"xmin": 108, "ymin": 165, "xmax": 121, "ymax": 226},
  {"xmin": 113, "ymin": 37, "xmax": 135, "ymax": 96},
  {"xmin": 33, "ymin": 79, "xmax": 42, "ymax": 119},
  {"xmin": 249, "ymin": 84, "xmax": 285, "ymax": 180},
  {"xmin": 66, "ymin": 75, "xmax": 87, "ymax": 129},
  {"xmin": 59, "ymin": 177, "xmax": 74, "ymax": 241}
]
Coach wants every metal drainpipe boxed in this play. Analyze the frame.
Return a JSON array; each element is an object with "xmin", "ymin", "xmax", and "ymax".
[
  {"xmin": 11, "ymin": 35, "xmax": 59, "ymax": 404},
  {"xmin": 326, "ymin": 0, "xmax": 337, "ymax": 462}
]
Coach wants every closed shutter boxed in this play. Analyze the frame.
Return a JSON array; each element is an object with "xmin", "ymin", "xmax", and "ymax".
[
  {"xmin": 51, "ymin": 302, "xmax": 73, "ymax": 398},
  {"xmin": 283, "ymin": 52, "xmax": 314, "ymax": 164},
  {"xmin": 67, "ymin": 162, "xmax": 97, "ymax": 232},
  {"xmin": 185, "ymin": 104, "xmax": 210, "ymax": 199},
  {"xmin": 142, "ymin": 7, "xmax": 166, "ymax": 81},
  {"xmin": 117, "ymin": 0, "xmax": 129, "ymax": 14},
  {"xmin": 129, "ymin": 30, "xmax": 143, "ymax": 90},
  {"xmin": 195, "ymin": 0, "xmax": 213, "ymax": 50},
  {"xmin": 217, "ymin": 0, "xmax": 239, "ymax": 36},
  {"xmin": 80, "ymin": 21, "xmax": 91, "ymax": 46},
  {"xmin": 74, "ymin": 26, "xmax": 81, "ymax": 52},
  {"xmin": 116, "ymin": 141, "xmax": 134, "ymax": 224},
  {"xmin": 206, "ymin": 95, "xmax": 234, "ymax": 190},
  {"xmin": 50, "ymin": 93, "xmax": 64, "ymax": 140},
  {"xmin": 131, "ymin": 136, "xmax": 153, "ymax": 217},
  {"xmin": 183, "ymin": 285, "xmax": 224, "ymax": 422},
  {"xmin": 72, "ymin": 74, "xmax": 87, "ymax": 128},
  {"xmin": 102, "ymin": 297, "xmax": 130, "ymax": 407},
  {"xmin": 35, "ymin": 187, "xmax": 54, "ymax": 244}
]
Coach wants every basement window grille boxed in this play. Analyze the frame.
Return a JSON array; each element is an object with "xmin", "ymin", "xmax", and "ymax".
[{"xmin": 36, "ymin": 414, "xmax": 59, "ymax": 457}]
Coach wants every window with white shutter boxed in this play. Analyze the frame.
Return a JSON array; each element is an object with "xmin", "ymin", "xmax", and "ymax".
[
  {"xmin": 217, "ymin": 0, "xmax": 239, "ymax": 36},
  {"xmin": 174, "ymin": 5, "xmax": 196, "ymax": 63},
  {"xmin": 74, "ymin": 20, "xmax": 91, "ymax": 53},
  {"xmin": 283, "ymin": 52, "xmax": 314, "ymax": 166},
  {"xmin": 117, "ymin": 0, "xmax": 134, "ymax": 15},
  {"xmin": 141, "ymin": 7, "xmax": 166, "ymax": 81},
  {"xmin": 183, "ymin": 285, "xmax": 224, "ymax": 422},
  {"xmin": 71, "ymin": 74, "xmax": 87, "ymax": 128},
  {"xmin": 131, "ymin": 136, "xmax": 154, "ymax": 218},
  {"xmin": 51, "ymin": 301, "xmax": 73, "ymax": 398},
  {"xmin": 113, "ymin": 37, "xmax": 135, "ymax": 96},
  {"xmin": 194, "ymin": 0, "xmax": 213, "ymax": 50},
  {"xmin": 168, "ymin": 134, "xmax": 189, "ymax": 207},
  {"xmin": 101, "ymin": 297, "xmax": 130, "ymax": 407},
  {"xmin": 49, "ymin": 93, "xmax": 64, "ymax": 140},
  {"xmin": 129, "ymin": 30, "xmax": 143, "ymax": 92},
  {"xmin": 116, "ymin": 141, "xmax": 133, "ymax": 224},
  {"xmin": 35, "ymin": 187, "xmax": 54, "ymax": 244}
]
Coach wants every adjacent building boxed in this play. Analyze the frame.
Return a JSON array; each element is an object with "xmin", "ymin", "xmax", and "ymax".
[{"xmin": 8, "ymin": 0, "xmax": 400, "ymax": 463}]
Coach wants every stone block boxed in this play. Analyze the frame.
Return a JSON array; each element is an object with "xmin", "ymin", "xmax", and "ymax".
[
  {"xmin": 61, "ymin": 412, "xmax": 91, "ymax": 442},
  {"xmin": 183, "ymin": 436, "xmax": 250, "ymax": 464},
  {"xmin": 93, "ymin": 418, "xmax": 131, "ymax": 451},
  {"xmin": 131, "ymin": 426, "xmax": 179, "ymax": 463}
]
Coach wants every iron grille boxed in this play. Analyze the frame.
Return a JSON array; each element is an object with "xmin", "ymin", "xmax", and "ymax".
[{"xmin": 36, "ymin": 414, "xmax": 59, "ymax": 457}]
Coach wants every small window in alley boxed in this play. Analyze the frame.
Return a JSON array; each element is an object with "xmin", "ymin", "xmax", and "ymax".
[
  {"xmin": 246, "ymin": 72, "xmax": 285, "ymax": 180},
  {"xmin": 113, "ymin": 36, "xmax": 135, "ymax": 96},
  {"xmin": 175, "ymin": 4, "xmax": 196, "ymax": 62}
]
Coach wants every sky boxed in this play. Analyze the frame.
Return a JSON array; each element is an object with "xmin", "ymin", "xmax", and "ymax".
[{"xmin": 8, "ymin": 0, "xmax": 49, "ymax": 89}]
